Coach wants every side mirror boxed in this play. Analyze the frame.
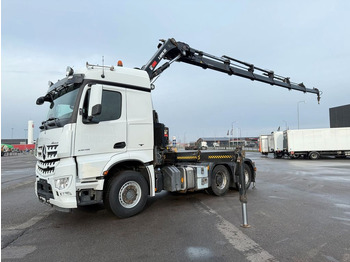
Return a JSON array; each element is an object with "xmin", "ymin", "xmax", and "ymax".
[
  {"xmin": 36, "ymin": 96, "xmax": 45, "ymax": 105},
  {"xmin": 36, "ymin": 94, "xmax": 53, "ymax": 106},
  {"xmin": 91, "ymin": 104, "xmax": 102, "ymax": 116},
  {"xmin": 88, "ymin": 85, "xmax": 103, "ymax": 122}
]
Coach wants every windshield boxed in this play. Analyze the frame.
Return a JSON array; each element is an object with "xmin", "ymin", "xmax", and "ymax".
[
  {"xmin": 41, "ymin": 83, "xmax": 80, "ymax": 129},
  {"xmin": 47, "ymin": 87, "xmax": 79, "ymax": 120}
]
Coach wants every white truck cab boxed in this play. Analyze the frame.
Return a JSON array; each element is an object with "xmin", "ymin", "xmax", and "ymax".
[{"xmin": 36, "ymin": 64, "xmax": 156, "ymax": 213}]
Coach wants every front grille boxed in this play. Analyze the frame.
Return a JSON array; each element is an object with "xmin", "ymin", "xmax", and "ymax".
[
  {"xmin": 37, "ymin": 159, "xmax": 59, "ymax": 176},
  {"xmin": 36, "ymin": 144, "xmax": 59, "ymax": 176}
]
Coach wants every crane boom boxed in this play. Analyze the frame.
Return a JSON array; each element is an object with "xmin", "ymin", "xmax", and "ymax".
[{"xmin": 142, "ymin": 38, "xmax": 321, "ymax": 103}]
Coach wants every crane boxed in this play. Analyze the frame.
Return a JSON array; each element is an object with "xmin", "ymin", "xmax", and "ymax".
[{"xmin": 142, "ymin": 38, "xmax": 321, "ymax": 103}]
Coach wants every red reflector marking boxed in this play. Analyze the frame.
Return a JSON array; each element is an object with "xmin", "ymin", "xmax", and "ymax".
[{"xmin": 152, "ymin": 61, "xmax": 157, "ymax": 68}]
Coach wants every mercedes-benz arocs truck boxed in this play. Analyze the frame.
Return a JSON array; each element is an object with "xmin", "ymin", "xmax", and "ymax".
[{"xmin": 35, "ymin": 38, "xmax": 320, "ymax": 218}]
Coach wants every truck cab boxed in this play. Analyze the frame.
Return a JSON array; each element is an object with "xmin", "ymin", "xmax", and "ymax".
[{"xmin": 36, "ymin": 64, "xmax": 156, "ymax": 211}]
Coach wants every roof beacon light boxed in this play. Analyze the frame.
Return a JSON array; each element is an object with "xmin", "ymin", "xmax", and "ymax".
[
  {"xmin": 117, "ymin": 60, "xmax": 123, "ymax": 67},
  {"xmin": 66, "ymin": 66, "xmax": 74, "ymax": 77}
]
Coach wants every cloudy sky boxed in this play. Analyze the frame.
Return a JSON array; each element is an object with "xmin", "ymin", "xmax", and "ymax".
[{"xmin": 2, "ymin": 1, "xmax": 350, "ymax": 142}]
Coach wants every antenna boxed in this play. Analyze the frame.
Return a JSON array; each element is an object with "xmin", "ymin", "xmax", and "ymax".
[{"xmin": 101, "ymin": 56, "xmax": 105, "ymax": 78}]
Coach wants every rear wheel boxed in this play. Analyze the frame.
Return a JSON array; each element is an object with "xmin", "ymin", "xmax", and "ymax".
[
  {"xmin": 104, "ymin": 170, "xmax": 148, "ymax": 218},
  {"xmin": 243, "ymin": 164, "xmax": 252, "ymax": 189},
  {"xmin": 235, "ymin": 163, "xmax": 252, "ymax": 190},
  {"xmin": 309, "ymin": 151, "xmax": 320, "ymax": 160},
  {"xmin": 210, "ymin": 165, "xmax": 230, "ymax": 196}
]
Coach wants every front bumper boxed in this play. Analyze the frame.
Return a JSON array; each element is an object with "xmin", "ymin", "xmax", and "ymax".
[
  {"xmin": 35, "ymin": 158, "xmax": 77, "ymax": 209},
  {"xmin": 35, "ymin": 157, "xmax": 105, "ymax": 209}
]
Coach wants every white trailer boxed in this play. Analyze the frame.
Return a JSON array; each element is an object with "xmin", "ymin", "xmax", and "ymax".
[
  {"xmin": 259, "ymin": 135, "xmax": 271, "ymax": 155},
  {"xmin": 283, "ymin": 127, "xmax": 350, "ymax": 159},
  {"xmin": 270, "ymin": 131, "xmax": 284, "ymax": 158}
]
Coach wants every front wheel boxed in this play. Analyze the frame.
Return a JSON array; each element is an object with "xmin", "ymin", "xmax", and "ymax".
[{"xmin": 104, "ymin": 170, "xmax": 148, "ymax": 218}]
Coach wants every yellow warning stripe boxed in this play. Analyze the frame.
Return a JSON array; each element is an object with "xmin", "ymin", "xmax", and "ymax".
[
  {"xmin": 177, "ymin": 155, "xmax": 233, "ymax": 160},
  {"xmin": 177, "ymin": 156, "xmax": 198, "ymax": 160},
  {"xmin": 208, "ymin": 155, "xmax": 232, "ymax": 159}
]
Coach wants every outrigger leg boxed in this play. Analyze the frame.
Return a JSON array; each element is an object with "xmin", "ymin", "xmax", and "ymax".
[{"xmin": 237, "ymin": 147, "xmax": 250, "ymax": 228}]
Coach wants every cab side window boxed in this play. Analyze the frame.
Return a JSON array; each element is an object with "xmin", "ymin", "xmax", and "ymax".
[
  {"xmin": 83, "ymin": 86, "xmax": 122, "ymax": 123},
  {"xmin": 98, "ymin": 90, "xmax": 122, "ymax": 121}
]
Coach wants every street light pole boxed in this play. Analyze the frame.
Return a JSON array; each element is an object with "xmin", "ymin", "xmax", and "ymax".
[
  {"xmin": 231, "ymin": 121, "xmax": 236, "ymax": 148},
  {"xmin": 238, "ymin": 127, "xmax": 241, "ymax": 147},
  {"xmin": 297, "ymin": 101, "xmax": 305, "ymax": 129}
]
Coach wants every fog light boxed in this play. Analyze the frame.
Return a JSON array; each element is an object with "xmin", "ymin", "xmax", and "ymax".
[{"xmin": 54, "ymin": 177, "xmax": 71, "ymax": 190}]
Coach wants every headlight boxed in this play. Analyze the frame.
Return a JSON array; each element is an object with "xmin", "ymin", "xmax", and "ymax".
[{"xmin": 54, "ymin": 177, "xmax": 71, "ymax": 190}]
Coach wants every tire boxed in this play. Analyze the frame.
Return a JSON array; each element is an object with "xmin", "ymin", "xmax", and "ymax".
[
  {"xmin": 276, "ymin": 152, "xmax": 283, "ymax": 159},
  {"xmin": 274, "ymin": 152, "xmax": 282, "ymax": 159},
  {"xmin": 209, "ymin": 165, "xmax": 230, "ymax": 196},
  {"xmin": 104, "ymin": 170, "xmax": 148, "ymax": 218},
  {"xmin": 243, "ymin": 164, "xmax": 252, "ymax": 189},
  {"xmin": 235, "ymin": 164, "xmax": 252, "ymax": 190},
  {"xmin": 308, "ymin": 151, "xmax": 320, "ymax": 160}
]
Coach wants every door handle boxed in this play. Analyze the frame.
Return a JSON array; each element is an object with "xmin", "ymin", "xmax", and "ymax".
[{"xmin": 114, "ymin": 142, "xmax": 126, "ymax": 149}]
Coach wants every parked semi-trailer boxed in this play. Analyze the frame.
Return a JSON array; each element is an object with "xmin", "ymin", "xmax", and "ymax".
[{"xmin": 283, "ymin": 127, "xmax": 350, "ymax": 159}]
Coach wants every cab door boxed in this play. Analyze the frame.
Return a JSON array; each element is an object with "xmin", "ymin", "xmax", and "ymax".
[{"xmin": 74, "ymin": 84, "xmax": 127, "ymax": 178}]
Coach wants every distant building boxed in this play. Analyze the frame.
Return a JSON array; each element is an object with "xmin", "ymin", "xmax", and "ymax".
[
  {"xmin": 198, "ymin": 137, "xmax": 258, "ymax": 148},
  {"xmin": 329, "ymin": 104, "xmax": 350, "ymax": 128},
  {"xmin": 1, "ymin": 139, "xmax": 27, "ymax": 145}
]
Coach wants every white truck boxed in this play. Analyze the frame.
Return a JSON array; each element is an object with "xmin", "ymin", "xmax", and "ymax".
[
  {"xmin": 185, "ymin": 138, "xmax": 208, "ymax": 150},
  {"xmin": 283, "ymin": 127, "xmax": 350, "ymax": 159},
  {"xmin": 259, "ymin": 135, "xmax": 271, "ymax": 155},
  {"xmin": 270, "ymin": 131, "xmax": 284, "ymax": 158},
  {"xmin": 259, "ymin": 131, "xmax": 285, "ymax": 158},
  {"xmin": 35, "ymin": 38, "xmax": 320, "ymax": 218}
]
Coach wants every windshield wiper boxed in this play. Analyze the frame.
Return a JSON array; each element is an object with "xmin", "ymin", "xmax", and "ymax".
[
  {"xmin": 40, "ymin": 118, "xmax": 63, "ymax": 130},
  {"xmin": 47, "ymin": 118, "xmax": 62, "ymax": 127}
]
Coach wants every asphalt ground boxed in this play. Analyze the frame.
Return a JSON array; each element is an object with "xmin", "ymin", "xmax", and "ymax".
[{"xmin": 1, "ymin": 152, "xmax": 350, "ymax": 261}]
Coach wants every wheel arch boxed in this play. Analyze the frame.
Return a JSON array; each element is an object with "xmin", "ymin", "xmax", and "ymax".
[
  {"xmin": 244, "ymin": 160, "xmax": 256, "ymax": 182},
  {"xmin": 103, "ymin": 160, "xmax": 152, "ymax": 194}
]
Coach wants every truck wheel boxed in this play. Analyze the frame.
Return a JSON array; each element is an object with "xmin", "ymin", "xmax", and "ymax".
[
  {"xmin": 243, "ymin": 164, "xmax": 252, "ymax": 189},
  {"xmin": 235, "ymin": 164, "xmax": 252, "ymax": 190},
  {"xmin": 104, "ymin": 170, "xmax": 148, "ymax": 218},
  {"xmin": 309, "ymin": 151, "xmax": 320, "ymax": 160},
  {"xmin": 210, "ymin": 165, "xmax": 230, "ymax": 196}
]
